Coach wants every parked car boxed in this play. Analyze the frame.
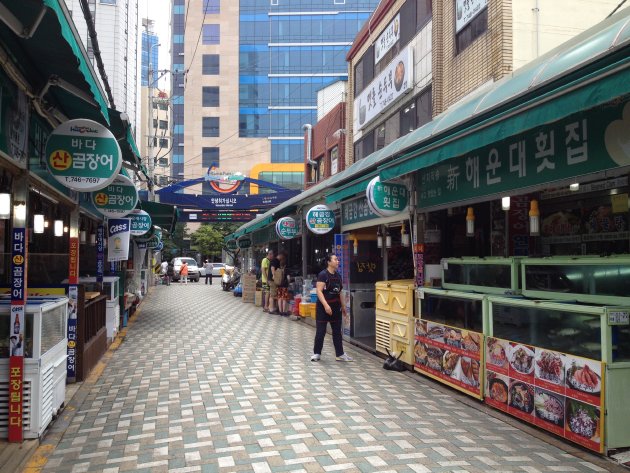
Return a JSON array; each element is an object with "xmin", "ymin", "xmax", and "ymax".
[
  {"xmin": 168, "ymin": 257, "xmax": 201, "ymax": 282},
  {"xmin": 211, "ymin": 263, "xmax": 226, "ymax": 276}
]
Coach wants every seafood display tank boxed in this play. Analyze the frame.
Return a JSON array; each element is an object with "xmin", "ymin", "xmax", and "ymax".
[{"xmin": 441, "ymin": 257, "xmax": 522, "ymax": 295}]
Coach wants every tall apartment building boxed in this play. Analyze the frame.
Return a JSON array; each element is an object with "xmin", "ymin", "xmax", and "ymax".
[
  {"xmin": 346, "ymin": 0, "xmax": 621, "ymax": 167},
  {"xmin": 170, "ymin": 0, "xmax": 380, "ymax": 197},
  {"xmin": 67, "ymin": 0, "xmax": 140, "ymax": 138}
]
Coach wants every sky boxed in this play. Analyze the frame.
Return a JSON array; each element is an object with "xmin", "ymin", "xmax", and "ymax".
[{"xmin": 138, "ymin": 0, "xmax": 171, "ymax": 90}]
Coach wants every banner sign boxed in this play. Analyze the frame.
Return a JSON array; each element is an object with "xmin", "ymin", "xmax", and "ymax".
[
  {"xmin": 129, "ymin": 209, "xmax": 152, "ymax": 236},
  {"xmin": 415, "ymin": 318, "xmax": 484, "ymax": 400},
  {"xmin": 456, "ymin": 0, "xmax": 488, "ymax": 33},
  {"xmin": 366, "ymin": 176, "xmax": 409, "ymax": 217},
  {"xmin": 341, "ymin": 197, "xmax": 378, "ymax": 226},
  {"xmin": 156, "ymin": 189, "xmax": 300, "ymax": 210},
  {"xmin": 92, "ymin": 174, "xmax": 138, "ymax": 218},
  {"xmin": 306, "ymin": 204, "xmax": 335, "ymax": 235},
  {"xmin": 9, "ymin": 227, "xmax": 27, "ymax": 441},
  {"xmin": 375, "ymin": 13, "xmax": 400, "ymax": 64},
  {"xmin": 485, "ymin": 337, "xmax": 605, "ymax": 453},
  {"xmin": 237, "ymin": 235, "xmax": 252, "ymax": 249},
  {"xmin": 67, "ymin": 236, "xmax": 79, "ymax": 378},
  {"xmin": 107, "ymin": 218, "xmax": 131, "ymax": 262},
  {"xmin": 276, "ymin": 217, "xmax": 298, "ymax": 240},
  {"xmin": 45, "ymin": 119, "xmax": 122, "ymax": 192},
  {"xmin": 226, "ymin": 239, "xmax": 238, "ymax": 251},
  {"xmin": 354, "ymin": 46, "xmax": 413, "ymax": 130},
  {"xmin": 96, "ymin": 225, "xmax": 104, "ymax": 283},
  {"xmin": 417, "ymin": 98, "xmax": 630, "ymax": 208}
]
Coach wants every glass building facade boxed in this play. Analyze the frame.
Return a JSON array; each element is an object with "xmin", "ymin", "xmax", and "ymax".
[
  {"xmin": 171, "ymin": 0, "xmax": 185, "ymax": 178},
  {"xmin": 141, "ymin": 31, "xmax": 159, "ymax": 86},
  {"xmin": 239, "ymin": 0, "xmax": 380, "ymax": 164}
]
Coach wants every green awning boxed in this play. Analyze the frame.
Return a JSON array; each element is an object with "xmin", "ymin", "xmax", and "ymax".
[
  {"xmin": 139, "ymin": 200, "xmax": 179, "ymax": 234},
  {"xmin": 108, "ymin": 108, "xmax": 142, "ymax": 167},
  {"xmin": 325, "ymin": 172, "xmax": 377, "ymax": 203},
  {"xmin": 378, "ymin": 9, "xmax": 630, "ymax": 182},
  {"xmin": 0, "ymin": 1, "xmax": 110, "ymax": 124}
]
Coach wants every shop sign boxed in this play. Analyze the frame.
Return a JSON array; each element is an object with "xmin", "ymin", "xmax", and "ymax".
[
  {"xmin": 1, "ymin": 84, "xmax": 30, "ymax": 168},
  {"xmin": 607, "ymin": 311, "xmax": 629, "ymax": 326},
  {"xmin": 145, "ymin": 235, "xmax": 161, "ymax": 249},
  {"xmin": 107, "ymin": 218, "xmax": 131, "ymax": 262},
  {"xmin": 237, "ymin": 235, "xmax": 252, "ymax": 249},
  {"xmin": 96, "ymin": 225, "xmax": 104, "ymax": 283},
  {"xmin": 45, "ymin": 119, "xmax": 122, "ymax": 192},
  {"xmin": 154, "ymin": 227, "xmax": 163, "ymax": 241},
  {"xmin": 414, "ymin": 244, "xmax": 425, "ymax": 287},
  {"xmin": 354, "ymin": 46, "xmax": 413, "ymax": 130},
  {"xmin": 9, "ymin": 227, "xmax": 27, "ymax": 441},
  {"xmin": 128, "ymin": 209, "xmax": 152, "ymax": 236},
  {"xmin": 455, "ymin": 0, "xmax": 488, "ymax": 33},
  {"xmin": 331, "ymin": 147, "xmax": 339, "ymax": 175},
  {"xmin": 92, "ymin": 174, "xmax": 138, "ymax": 218},
  {"xmin": 375, "ymin": 13, "xmax": 400, "ymax": 64},
  {"xmin": 415, "ymin": 318, "xmax": 484, "ymax": 399},
  {"xmin": 341, "ymin": 197, "xmax": 377, "ymax": 226},
  {"xmin": 276, "ymin": 217, "xmax": 298, "ymax": 240},
  {"xmin": 67, "ymin": 283, "xmax": 78, "ymax": 379},
  {"xmin": 366, "ymin": 176, "xmax": 409, "ymax": 217},
  {"xmin": 485, "ymin": 337, "xmax": 605, "ymax": 453},
  {"xmin": 306, "ymin": 204, "xmax": 335, "ymax": 235},
  {"xmin": 416, "ymin": 99, "xmax": 630, "ymax": 208},
  {"xmin": 154, "ymin": 240, "xmax": 164, "ymax": 252},
  {"xmin": 226, "ymin": 239, "xmax": 238, "ymax": 251}
]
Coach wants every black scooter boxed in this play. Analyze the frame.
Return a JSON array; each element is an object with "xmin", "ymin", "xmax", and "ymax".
[{"xmin": 221, "ymin": 267, "xmax": 240, "ymax": 291}]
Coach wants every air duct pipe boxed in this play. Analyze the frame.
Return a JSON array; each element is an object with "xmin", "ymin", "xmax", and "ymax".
[{"xmin": 302, "ymin": 124, "xmax": 317, "ymax": 166}]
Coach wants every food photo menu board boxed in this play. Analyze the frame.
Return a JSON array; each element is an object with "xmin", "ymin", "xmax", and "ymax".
[
  {"xmin": 414, "ymin": 320, "xmax": 484, "ymax": 399},
  {"xmin": 485, "ymin": 337, "xmax": 605, "ymax": 453}
]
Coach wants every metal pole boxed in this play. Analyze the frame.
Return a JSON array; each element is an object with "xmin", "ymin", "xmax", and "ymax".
[
  {"xmin": 301, "ymin": 210, "xmax": 308, "ymax": 280},
  {"xmin": 147, "ymin": 37, "xmax": 160, "ymax": 202}
]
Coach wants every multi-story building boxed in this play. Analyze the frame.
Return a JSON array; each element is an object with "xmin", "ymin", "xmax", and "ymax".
[
  {"xmin": 67, "ymin": 0, "xmax": 140, "ymax": 138},
  {"xmin": 170, "ymin": 0, "xmax": 380, "ymax": 198}
]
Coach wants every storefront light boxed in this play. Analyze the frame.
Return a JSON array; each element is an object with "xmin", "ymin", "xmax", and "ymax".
[
  {"xmin": 466, "ymin": 207, "xmax": 475, "ymax": 237},
  {"xmin": 34, "ymin": 214, "xmax": 45, "ymax": 234},
  {"xmin": 44, "ymin": 219, "xmax": 49, "ymax": 228},
  {"xmin": 570, "ymin": 183, "xmax": 580, "ymax": 192},
  {"xmin": 0, "ymin": 193, "xmax": 11, "ymax": 219},
  {"xmin": 63, "ymin": 225, "xmax": 68, "ymax": 234},
  {"xmin": 401, "ymin": 223, "xmax": 410, "ymax": 247},
  {"xmin": 377, "ymin": 227, "xmax": 383, "ymax": 249},
  {"xmin": 80, "ymin": 221, "xmax": 87, "ymax": 244},
  {"xmin": 501, "ymin": 196, "xmax": 511, "ymax": 211},
  {"xmin": 89, "ymin": 232, "xmax": 96, "ymax": 246},
  {"xmin": 14, "ymin": 201, "xmax": 26, "ymax": 222},
  {"xmin": 529, "ymin": 199, "xmax": 540, "ymax": 236},
  {"xmin": 54, "ymin": 219, "xmax": 63, "ymax": 237},
  {"xmin": 385, "ymin": 229, "xmax": 392, "ymax": 249}
]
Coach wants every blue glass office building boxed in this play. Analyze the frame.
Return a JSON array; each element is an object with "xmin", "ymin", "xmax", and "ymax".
[
  {"xmin": 141, "ymin": 31, "xmax": 159, "ymax": 87},
  {"xmin": 239, "ymin": 0, "xmax": 380, "ymax": 164},
  {"xmin": 171, "ymin": 0, "xmax": 185, "ymax": 178}
]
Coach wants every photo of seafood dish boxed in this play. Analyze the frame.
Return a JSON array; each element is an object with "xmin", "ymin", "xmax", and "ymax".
[
  {"xmin": 534, "ymin": 388, "xmax": 565, "ymax": 426},
  {"xmin": 566, "ymin": 361, "xmax": 601, "ymax": 394},
  {"xmin": 510, "ymin": 345, "xmax": 535, "ymax": 375},
  {"xmin": 414, "ymin": 340, "xmax": 428, "ymax": 366},
  {"xmin": 444, "ymin": 328, "xmax": 463, "ymax": 348},
  {"xmin": 415, "ymin": 319, "xmax": 428, "ymax": 337},
  {"xmin": 488, "ymin": 375, "xmax": 508, "ymax": 404},
  {"xmin": 509, "ymin": 381, "xmax": 534, "ymax": 414},
  {"xmin": 462, "ymin": 331, "xmax": 481, "ymax": 353},
  {"xmin": 443, "ymin": 351, "xmax": 460, "ymax": 376},
  {"xmin": 567, "ymin": 399, "xmax": 600, "ymax": 440},
  {"xmin": 426, "ymin": 347, "xmax": 444, "ymax": 371},
  {"xmin": 394, "ymin": 61, "xmax": 405, "ymax": 91},
  {"xmin": 535, "ymin": 350, "xmax": 564, "ymax": 385},
  {"xmin": 487, "ymin": 338, "xmax": 508, "ymax": 368},
  {"xmin": 460, "ymin": 357, "xmax": 480, "ymax": 387},
  {"xmin": 427, "ymin": 324, "xmax": 445, "ymax": 341}
]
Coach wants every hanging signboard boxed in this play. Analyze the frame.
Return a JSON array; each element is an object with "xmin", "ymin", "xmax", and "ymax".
[
  {"xmin": 154, "ymin": 226, "xmax": 163, "ymax": 241},
  {"xmin": 366, "ymin": 176, "xmax": 409, "ymax": 217},
  {"xmin": 342, "ymin": 197, "xmax": 378, "ymax": 226},
  {"xmin": 237, "ymin": 235, "xmax": 252, "ymax": 249},
  {"xmin": 8, "ymin": 227, "xmax": 27, "ymax": 442},
  {"xmin": 154, "ymin": 240, "xmax": 164, "ymax": 252},
  {"xmin": 91, "ymin": 174, "xmax": 138, "ymax": 218},
  {"xmin": 455, "ymin": 0, "xmax": 488, "ymax": 33},
  {"xmin": 226, "ymin": 239, "xmax": 238, "ymax": 251},
  {"xmin": 375, "ymin": 13, "xmax": 400, "ymax": 64},
  {"xmin": 107, "ymin": 218, "xmax": 131, "ymax": 262},
  {"xmin": 354, "ymin": 46, "xmax": 413, "ymax": 130},
  {"xmin": 276, "ymin": 217, "xmax": 298, "ymax": 240},
  {"xmin": 128, "ymin": 209, "xmax": 152, "ymax": 236},
  {"xmin": 45, "ymin": 119, "xmax": 122, "ymax": 192},
  {"xmin": 306, "ymin": 204, "xmax": 335, "ymax": 235},
  {"xmin": 96, "ymin": 224, "xmax": 105, "ymax": 283},
  {"xmin": 145, "ymin": 235, "xmax": 161, "ymax": 249}
]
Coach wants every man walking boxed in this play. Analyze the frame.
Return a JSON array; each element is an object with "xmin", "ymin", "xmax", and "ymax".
[
  {"xmin": 260, "ymin": 250, "xmax": 273, "ymax": 312},
  {"xmin": 204, "ymin": 260, "xmax": 213, "ymax": 285},
  {"xmin": 180, "ymin": 261, "xmax": 189, "ymax": 284}
]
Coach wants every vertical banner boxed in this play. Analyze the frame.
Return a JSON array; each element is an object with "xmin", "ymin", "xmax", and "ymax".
[
  {"xmin": 414, "ymin": 244, "xmax": 425, "ymax": 287},
  {"xmin": 67, "ymin": 237, "xmax": 79, "ymax": 379},
  {"xmin": 9, "ymin": 227, "xmax": 27, "ymax": 442},
  {"xmin": 107, "ymin": 218, "xmax": 131, "ymax": 262},
  {"xmin": 334, "ymin": 234, "xmax": 351, "ymax": 336},
  {"xmin": 96, "ymin": 224, "xmax": 104, "ymax": 283}
]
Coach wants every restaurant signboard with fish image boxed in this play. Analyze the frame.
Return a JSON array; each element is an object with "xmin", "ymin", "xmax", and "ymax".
[
  {"xmin": 414, "ymin": 320, "xmax": 484, "ymax": 400},
  {"xmin": 485, "ymin": 337, "xmax": 605, "ymax": 453}
]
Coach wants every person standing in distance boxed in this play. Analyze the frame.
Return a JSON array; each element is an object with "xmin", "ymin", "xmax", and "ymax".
[
  {"xmin": 180, "ymin": 261, "xmax": 189, "ymax": 284},
  {"xmin": 260, "ymin": 249, "xmax": 273, "ymax": 312},
  {"xmin": 203, "ymin": 260, "xmax": 213, "ymax": 285},
  {"xmin": 311, "ymin": 254, "xmax": 353, "ymax": 362}
]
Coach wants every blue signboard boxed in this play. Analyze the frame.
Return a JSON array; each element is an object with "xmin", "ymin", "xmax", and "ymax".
[{"xmin": 155, "ymin": 189, "xmax": 299, "ymax": 210}]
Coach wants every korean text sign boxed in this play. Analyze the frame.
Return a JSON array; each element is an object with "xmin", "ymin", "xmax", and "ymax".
[
  {"xmin": 107, "ymin": 218, "xmax": 131, "ymax": 262},
  {"xmin": 92, "ymin": 174, "xmax": 139, "ymax": 218}
]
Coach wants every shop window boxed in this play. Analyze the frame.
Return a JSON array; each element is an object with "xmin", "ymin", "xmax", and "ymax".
[
  {"xmin": 354, "ymin": 46, "xmax": 374, "ymax": 96},
  {"xmin": 455, "ymin": 6, "xmax": 487, "ymax": 54},
  {"xmin": 400, "ymin": 100, "xmax": 415, "ymax": 136},
  {"xmin": 375, "ymin": 113, "xmax": 400, "ymax": 150}
]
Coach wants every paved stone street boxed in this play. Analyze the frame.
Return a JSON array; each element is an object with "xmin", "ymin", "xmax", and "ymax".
[{"xmin": 40, "ymin": 283, "xmax": 619, "ymax": 473}]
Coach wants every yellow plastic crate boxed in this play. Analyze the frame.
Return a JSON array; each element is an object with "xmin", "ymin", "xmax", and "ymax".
[{"xmin": 300, "ymin": 302, "xmax": 315, "ymax": 317}]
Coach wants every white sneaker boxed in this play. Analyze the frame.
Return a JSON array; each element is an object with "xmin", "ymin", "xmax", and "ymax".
[
  {"xmin": 310, "ymin": 354, "xmax": 321, "ymax": 362},
  {"xmin": 336, "ymin": 353, "xmax": 353, "ymax": 362}
]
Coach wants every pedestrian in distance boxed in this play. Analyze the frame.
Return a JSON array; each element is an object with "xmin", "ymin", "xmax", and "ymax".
[
  {"xmin": 160, "ymin": 260, "xmax": 170, "ymax": 285},
  {"xmin": 260, "ymin": 249, "xmax": 273, "ymax": 312},
  {"xmin": 310, "ymin": 254, "xmax": 353, "ymax": 362},
  {"xmin": 180, "ymin": 261, "xmax": 189, "ymax": 284},
  {"xmin": 275, "ymin": 251, "xmax": 290, "ymax": 316},
  {"xmin": 204, "ymin": 260, "xmax": 213, "ymax": 285},
  {"xmin": 267, "ymin": 252, "xmax": 281, "ymax": 314}
]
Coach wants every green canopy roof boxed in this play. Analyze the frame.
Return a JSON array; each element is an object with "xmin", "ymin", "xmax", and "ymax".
[{"xmin": 0, "ymin": 0, "xmax": 110, "ymax": 124}]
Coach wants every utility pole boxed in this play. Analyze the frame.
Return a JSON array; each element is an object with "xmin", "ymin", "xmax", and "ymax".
[{"xmin": 146, "ymin": 23, "xmax": 160, "ymax": 201}]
